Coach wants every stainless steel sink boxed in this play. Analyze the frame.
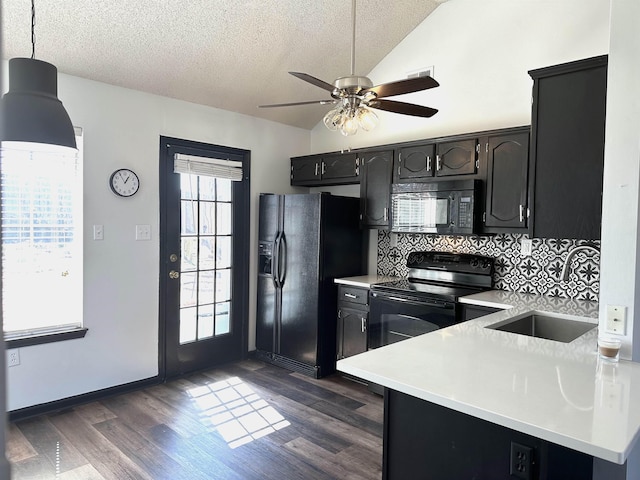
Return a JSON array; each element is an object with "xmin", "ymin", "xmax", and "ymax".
[{"xmin": 486, "ymin": 314, "xmax": 596, "ymax": 343}]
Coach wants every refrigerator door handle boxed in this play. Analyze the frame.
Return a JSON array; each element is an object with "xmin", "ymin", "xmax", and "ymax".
[
  {"xmin": 273, "ymin": 232, "xmax": 282, "ymax": 289},
  {"xmin": 278, "ymin": 233, "xmax": 287, "ymax": 286}
]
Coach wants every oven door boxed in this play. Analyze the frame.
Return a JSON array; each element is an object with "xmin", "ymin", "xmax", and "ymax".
[{"xmin": 369, "ymin": 290, "xmax": 457, "ymax": 349}]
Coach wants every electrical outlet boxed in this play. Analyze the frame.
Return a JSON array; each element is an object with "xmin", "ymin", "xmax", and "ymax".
[
  {"xmin": 135, "ymin": 224, "xmax": 151, "ymax": 241},
  {"xmin": 7, "ymin": 349, "xmax": 20, "ymax": 367},
  {"xmin": 93, "ymin": 224, "xmax": 104, "ymax": 240},
  {"xmin": 510, "ymin": 442, "xmax": 533, "ymax": 480},
  {"xmin": 606, "ymin": 305, "xmax": 627, "ymax": 334},
  {"xmin": 520, "ymin": 238, "xmax": 532, "ymax": 257}
]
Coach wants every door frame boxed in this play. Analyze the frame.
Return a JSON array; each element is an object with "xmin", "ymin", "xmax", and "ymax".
[{"xmin": 158, "ymin": 136, "xmax": 251, "ymax": 379}]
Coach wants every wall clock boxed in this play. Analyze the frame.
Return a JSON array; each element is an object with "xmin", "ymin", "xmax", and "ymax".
[{"xmin": 109, "ymin": 168, "xmax": 140, "ymax": 197}]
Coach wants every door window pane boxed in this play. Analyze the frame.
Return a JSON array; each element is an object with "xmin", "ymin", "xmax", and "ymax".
[
  {"xmin": 217, "ymin": 203, "xmax": 232, "ymax": 235},
  {"xmin": 181, "ymin": 201, "xmax": 197, "ymax": 234},
  {"xmin": 199, "ymin": 238, "xmax": 215, "ymax": 270},
  {"xmin": 217, "ymin": 179, "xmax": 232, "ymax": 201},
  {"xmin": 198, "ymin": 304, "xmax": 214, "ymax": 339},
  {"xmin": 181, "ymin": 238, "xmax": 198, "ymax": 271},
  {"xmin": 199, "ymin": 201, "xmax": 215, "ymax": 235},
  {"xmin": 216, "ymin": 269, "xmax": 231, "ymax": 302},
  {"xmin": 198, "ymin": 270, "xmax": 215, "ymax": 304},
  {"xmin": 180, "ymin": 307, "xmax": 197, "ymax": 343},
  {"xmin": 199, "ymin": 176, "xmax": 216, "ymax": 201},
  {"xmin": 217, "ymin": 236, "xmax": 232, "ymax": 269},
  {"xmin": 216, "ymin": 302, "xmax": 230, "ymax": 335},
  {"xmin": 180, "ymin": 174, "xmax": 197, "ymax": 200},
  {"xmin": 180, "ymin": 272, "xmax": 198, "ymax": 307}
]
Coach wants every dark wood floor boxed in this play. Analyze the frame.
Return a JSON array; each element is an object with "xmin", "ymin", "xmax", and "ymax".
[{"xmin": 7, "ymin": 360, "xmax": 384, "ymax": 480}]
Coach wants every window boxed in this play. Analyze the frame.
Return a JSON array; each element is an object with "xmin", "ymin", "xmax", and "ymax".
[{"xmin": 1, "ymin": 130, "xmax": 86, "ymax": 346}]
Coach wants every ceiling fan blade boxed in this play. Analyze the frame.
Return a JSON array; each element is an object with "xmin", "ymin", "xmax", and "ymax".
[
  {"xmin": 289, "ymin": 72, "xmax": 336, "ymax": 93},
  {"xmin": 258, "ymin": 99, "xmax": 336, "ymax": 108},
  {"xmin": 368, "ymin": 99, "xmax": 438, "ymax": 118},
  {"xmin": 365, "ymin": 76, "xmax": 439, "ymax": 98}
]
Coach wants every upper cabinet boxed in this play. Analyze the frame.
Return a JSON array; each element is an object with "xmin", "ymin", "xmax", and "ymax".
[
  {"xmin": 483, "ymin": 128, "xmax": 530, "ymax": 233},
  {"xmin": 435, "ymin": 138, "xmax": 478, "ymax": 177},
  {"xmin": 528, "ymin": 55, "xmax": 607, "ymax": 240},
  {"xmin": 394, "ymin": 143, "xmax": 436, "ymax": 182},
  {"xmin": 359, "ymin": 150, "xmax": 394, "ymax": 229},
  {"xmin": 291, "ymin": 152, "xmax": 359, "ymax": 186}
]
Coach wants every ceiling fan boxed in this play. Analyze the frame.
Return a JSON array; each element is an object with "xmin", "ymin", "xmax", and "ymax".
[{"xmin": 258, "ymin": 0, "xmax": 439, "ymax": 136}]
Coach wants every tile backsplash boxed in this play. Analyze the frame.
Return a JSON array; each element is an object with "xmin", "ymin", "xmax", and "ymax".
[{"xmin": 377, "ymin": 231, "xmax": 600, "ymax": 302}]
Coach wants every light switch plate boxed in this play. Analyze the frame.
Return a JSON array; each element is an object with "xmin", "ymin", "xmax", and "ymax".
[
  {"xmin": 135, "ymin": 224, "xmax": 151, "ymax": 241},
  {"xmin": 605, "ymin": 305, "xmax": 626, "ymax": 334},
  {"xmin": 520, "ymin": 238, "xmax": 532, "ymax": 256},
  {"xmin": 93, "ymin": 224, "xmax": 104, "ymax": 241}
]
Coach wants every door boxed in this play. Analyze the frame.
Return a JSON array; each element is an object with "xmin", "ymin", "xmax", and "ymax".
[
  {"xmin": 320, "ymin": 153, "xmax": 359, "ymax": 184},
  {"xmin": 484, "ymin": 131, "xmax": 530, "ymax": 230},
  {"xmin": 159, "ymin": 136, "xmax": 250, "ymax": 378},
  {"xmin": 278, "ymin": 194, "xmax": 322, "ymax": 366},
  {"xmin": 290, "ymin": 156, "xmax": 321, "ymax": 185},
  {"xmin": 395, "ymin": 143, "xmax": 435, "ymax": 182},
  {"xmin": 360, "ymin": 150, "xmax": 394, "ymax": 228},
  {"xmin": 435, "ymin": 138, "xmax": 478, "ymax": 177}
]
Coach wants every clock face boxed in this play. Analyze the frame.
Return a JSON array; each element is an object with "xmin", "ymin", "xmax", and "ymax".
[{"xmin": 109, "ymin": 169, "xmax": 140, "ymax": 197}]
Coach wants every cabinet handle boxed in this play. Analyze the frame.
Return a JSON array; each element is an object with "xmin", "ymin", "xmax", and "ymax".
[
  {"xmin": 321, "ymin": 161, "xmax": 326, "ymax": 175},
  {"xmin": 519, "ymin": 205, "xmax": 525, "ymax": 223},
  {"xmin": 427, "ymin": 156, "xmax": 432, "ymax": 172},
  {"xmin": 436, "ymin": 155, "xmax": 442, "ymax": 171},
  {"xmin": 361, "ymin": 317, "xmax": 367, "ymax": 333},
  {"xmin": 344, "ymin": 293, "xmax": 357, "ymax": 299},
  {"xmin": 315, "ymin": 163, "xmax": 319, "ymax": 176},
  {"xmin": 383, "ymin": 207, "xmax": 388, "ymax": 222}
]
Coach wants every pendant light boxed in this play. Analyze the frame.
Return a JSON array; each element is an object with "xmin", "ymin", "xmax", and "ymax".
[{"xmin": 0, "ymin": 0, "xmax": 76, "ymax": 152}]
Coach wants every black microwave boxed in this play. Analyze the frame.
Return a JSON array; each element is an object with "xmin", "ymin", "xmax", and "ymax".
[{"xmin": 390, "ymin": 180, "xmax": 480, "ymax": 235}]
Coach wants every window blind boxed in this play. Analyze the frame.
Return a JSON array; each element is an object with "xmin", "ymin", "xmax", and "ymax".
[{"xmin": 174, "ymin": 153, "xmax": 243, "ymax": 181}]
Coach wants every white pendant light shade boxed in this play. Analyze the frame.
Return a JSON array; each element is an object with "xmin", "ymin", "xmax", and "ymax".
[{"xmin": 1, "ymin": 58, "xmax": 77, "ymax": 152}]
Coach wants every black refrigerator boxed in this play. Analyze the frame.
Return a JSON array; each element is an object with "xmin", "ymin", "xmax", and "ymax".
[{"xmin": 255, "ymin": 193, "xmax": 365, "ymax": 378}]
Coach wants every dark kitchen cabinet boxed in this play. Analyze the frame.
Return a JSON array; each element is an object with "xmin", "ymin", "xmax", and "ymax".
[
  {"xmin": 483, "ymin": 128, "xmax": 530, "ymax": 232},
  {"xmin": 394, "ymin": 143, "xmax": 436, "ymax": 182},
  {"xmin": 385, "ymin": 389, "xmax": 593, "ymax": 480},
  {"xmin": 290, "ymin": 152, "xmax": 359, "ymax": 186},
  {"xmin": 360, "ymin": 150, "xmax": 394, "ymax": 228},
  {"xmin": 435, "ymin": 138, "xmax": 478, "ymax": 177},
  {"xmin": 528, "ymin": 55, "xmax": 607, "ymax": 240},
  {"xmin": 337, "ymin": 285, "xmax": 369, "ymax": 360}
]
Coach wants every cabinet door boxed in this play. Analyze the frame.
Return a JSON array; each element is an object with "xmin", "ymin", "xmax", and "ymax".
[
  {"xmin": 291, "ymin": 156, "xmax": 321, "ymax": 185},
  {"xmin": 338, "ymin": 306, "xmax": 368, "ymax": 359},
  {"xmin": 395, "ymin": 144, "xmax": 435, "ymax": 182},
  {"xmin": 529, "ymin": 56, "xmax": 607, "ymax": 240},
  {"xmin": 321, "ymin": 153, "xmax": 359, "ymax": 184},
  {"xmin": 435, "ymin": 139, "xmax": 478, "ymax": 177},
  {"xmin": 360, "ymin": 150, "xmax": 393, "ymax": 228},
  {"xmin": 484, "ymin": 130, "xmax": 530, "ymax": 230}
]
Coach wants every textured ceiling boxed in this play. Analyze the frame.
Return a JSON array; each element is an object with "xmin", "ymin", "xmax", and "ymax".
[{"xmin": 2, "ymin": 0, "xmax": 445, "ymax": 129}]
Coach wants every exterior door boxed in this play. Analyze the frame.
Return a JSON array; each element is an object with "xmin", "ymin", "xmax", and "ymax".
[{"xmin": 159, "ymin": 136, "xmax": 250, "ymax": 378}]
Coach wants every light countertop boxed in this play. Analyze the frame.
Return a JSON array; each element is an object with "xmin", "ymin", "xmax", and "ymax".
[
  {"xmin": 334, "ymin": 275, "xmax": 399, "ymax": 288},
  {"xmin": 337, "ymin": 292, "xmax": 640, "ymax": 465}
]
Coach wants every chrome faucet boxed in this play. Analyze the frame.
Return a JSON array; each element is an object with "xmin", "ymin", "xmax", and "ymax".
[{"xmin": 560, "ymin": 245, "xmax": 600, "ymax": 281}]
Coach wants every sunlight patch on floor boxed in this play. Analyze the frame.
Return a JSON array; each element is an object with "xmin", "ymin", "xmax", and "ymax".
[{"xmin": 187, "ymin": 376, "xmax": 290, "ymax": 448}]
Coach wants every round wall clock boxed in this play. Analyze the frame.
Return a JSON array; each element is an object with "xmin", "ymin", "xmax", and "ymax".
[{"xmin": 109, "ymin": 168, "xmax": 140, "ymax": 197}]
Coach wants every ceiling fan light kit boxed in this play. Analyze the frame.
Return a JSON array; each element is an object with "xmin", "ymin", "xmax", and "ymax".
[
  {"xmin": 0, "ymin": 0, "xmax": 77, "ymax": 152},
  {"xmin": 259, "ymin": 0, "xmax": 439, "ymax": 136}
]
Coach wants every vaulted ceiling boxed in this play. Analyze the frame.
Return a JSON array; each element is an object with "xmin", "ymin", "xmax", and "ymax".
[{"xmin": 2, "ymin": 0, "xmax": 445, "ymax": 129}]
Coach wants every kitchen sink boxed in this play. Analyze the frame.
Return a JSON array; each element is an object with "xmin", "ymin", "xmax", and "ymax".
[{"xmin": 486, "ymin": 313, "xmax": 596, "ymax": 343}]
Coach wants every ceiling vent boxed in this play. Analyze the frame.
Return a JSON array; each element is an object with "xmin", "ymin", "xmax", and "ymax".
[{"xmin": 407, "ymin": 66, "xmax": 434, "ymax": 79}]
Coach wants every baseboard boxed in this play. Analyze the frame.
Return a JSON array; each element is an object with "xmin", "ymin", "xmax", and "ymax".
[{"xmin": 8, "ymin": 375, "xmax": 161, "ymax": 422}]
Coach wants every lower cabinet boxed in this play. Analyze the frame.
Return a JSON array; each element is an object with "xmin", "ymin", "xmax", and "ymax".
[
  {"xmin": 384, "ymin": 389, "xmax": 594, "ymax": 480},
  {"xmin": 337, "ymin": 285, "xmax": 369, "ymax": 360}
]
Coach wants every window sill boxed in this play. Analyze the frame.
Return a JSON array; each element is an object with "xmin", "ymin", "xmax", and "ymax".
[{"xmin": 5, "ymin": 328, "xmax": 88, "ymax": 349}]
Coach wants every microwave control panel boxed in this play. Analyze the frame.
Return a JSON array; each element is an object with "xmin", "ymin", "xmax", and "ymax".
[{"xmin": 457, "ymin": 196, "xmax": 474, "ymax": 228}]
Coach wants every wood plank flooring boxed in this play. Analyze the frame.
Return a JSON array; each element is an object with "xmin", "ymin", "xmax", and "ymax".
[{"xmin": 7, "ymin": 360, "xmax": 384, "ymax": 480}]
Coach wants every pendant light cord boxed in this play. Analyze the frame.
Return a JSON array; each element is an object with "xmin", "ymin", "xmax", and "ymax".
[
  {"xmin": 31, "ymin": 0, "xmax": 36, "ymax": 59},
  {"xmin": 350, "ymin": 0, "xmax": 356, "ymax": 76}
]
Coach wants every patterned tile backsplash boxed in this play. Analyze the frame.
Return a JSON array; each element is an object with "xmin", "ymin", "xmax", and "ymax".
[{"xmin": 376, "ymin": 231, "xmax": 600, "ymax": 302}]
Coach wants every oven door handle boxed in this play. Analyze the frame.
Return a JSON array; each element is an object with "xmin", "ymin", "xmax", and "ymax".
[{"xmin": 371, "ymin": 292, "xmax": 454, "ymax": 309}]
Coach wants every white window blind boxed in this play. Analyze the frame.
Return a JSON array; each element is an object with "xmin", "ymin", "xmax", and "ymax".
[
  {"xmin": 1, "ymin": 129, "xmax": 84, "ymax": 339},
  {"xmin": 174, "ymin": 153, "xmax": 243, "ymax": 181}
]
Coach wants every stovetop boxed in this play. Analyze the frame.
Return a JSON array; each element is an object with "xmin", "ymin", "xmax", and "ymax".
[
  {"xmin": 370, "ymin": 278, "xmax": 486, "ymax": 303},
  {"xmin": 370, "ymin": 251, "xmax": 495, "ymax": 302}
]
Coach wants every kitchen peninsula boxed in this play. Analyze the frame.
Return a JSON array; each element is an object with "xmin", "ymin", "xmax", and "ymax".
[{"xmin": 337, "ymin": 292, "xmax": 640, "ymax": 479}]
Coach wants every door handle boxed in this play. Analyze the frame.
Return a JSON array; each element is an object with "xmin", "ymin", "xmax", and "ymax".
[
  {"xmin": 169, "ymin": 270, "xmax": 180, "ymax": 279},
  {"xmin": 273, "ymin": 233, "xmax": 282, "ymax": 288},
  {"xmin": 278, "ymin": 234, "xmax": 287, "ymax": 285}
]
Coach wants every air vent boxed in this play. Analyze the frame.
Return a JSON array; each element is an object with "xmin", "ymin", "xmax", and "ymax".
[{"xmin": 407, "ymin": 66, "xmax": 434, "ymax": 79}]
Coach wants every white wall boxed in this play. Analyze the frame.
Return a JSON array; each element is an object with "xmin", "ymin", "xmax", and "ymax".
[
  {"xmin": 5, "ymin": 71, "xmax": 309, "ymax": 411},
  {"xmin": 310, "ymin": 0, "xmax": 610, "ymax": 153}
]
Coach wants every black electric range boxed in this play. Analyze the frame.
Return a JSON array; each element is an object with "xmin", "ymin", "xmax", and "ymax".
[{"xmin": 368, "ymin": 251, "xmax": 494, "ymax": 349}]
